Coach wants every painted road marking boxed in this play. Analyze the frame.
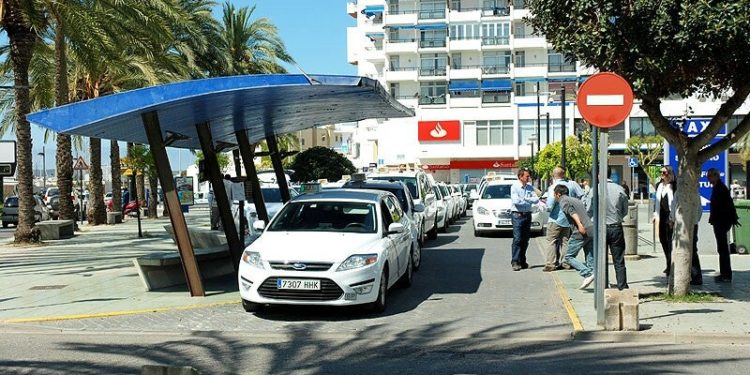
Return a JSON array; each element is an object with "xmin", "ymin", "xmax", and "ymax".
[
  {"xmin": 586, "ymin": 94, "xmax": 624, "ymax": 106},
  {"xmin": 534, "ymin": 237, "xmax": 584, "ymax": 332}
]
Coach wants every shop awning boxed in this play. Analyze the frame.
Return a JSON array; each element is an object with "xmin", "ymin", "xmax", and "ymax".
[
  {"xmin": 363, "ymin": 5, "xmax": 385, "ymax": 16},
  {"xmin": 365, "ymin": 32, "xmax": 385, "ymax": 38},
  {"xmin": 448, "ymin": 80, "xmax": 480, "ymax": 92},
  {"xmin": 385, "ymin": 23, "xmax": 448, "ymax": 30},
  {"xmin": 481, "ymin": 79, "xmax": 513, "ymax": 91}
]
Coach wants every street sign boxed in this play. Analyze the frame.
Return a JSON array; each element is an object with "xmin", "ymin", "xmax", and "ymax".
[
  {"xmin": 73, "ymin": 156, "xmax": 89, "ymax": 171},
  {"xmin": 628, "ymin": 157, "xmax": 638, "ymax": 168},
  {"xmin": 577, "ymin": 72, "xmax": 634, "ymax": 128},
  {"xmin": 665, "ymin": 118, "xmax": 728, "ymax": 212}
]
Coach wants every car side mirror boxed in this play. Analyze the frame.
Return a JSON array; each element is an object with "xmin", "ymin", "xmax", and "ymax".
[
  {"xmin": 387, "ymin": 222, "xmax": 405, "ymax": 234},
  {"xmin": 413, "ymin": 203, "xmax": 425, "ymax": 213},
  {"xmin": 252, "ymin": 220, "xmax": 266, "ymax": 232}
]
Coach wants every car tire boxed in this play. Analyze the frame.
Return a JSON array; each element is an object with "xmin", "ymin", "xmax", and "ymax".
[
  {"xmin": 368, "ymin": 268, "xmax": 388, "ymax": 313},
  {"xmin": 411, "ymin": 243, "xmax": 421, "ymax": 271},
  {"xmin": 241, "ymin": 299, "xmax": 263, "ymax": 313},
  {"xmin": 474, "ymin": 228, "xmax": 481, "ymax": 237},
  {"xmin": 419, "ymin": 223, "xmax": 425, "ymax": 248},
  {"xmin": 427, "ymin": 219, "xmax": 437, "ymax": 240},
  {"xmin": 399, "ymin": 252, "xmax": 413, "ymax": 288}
]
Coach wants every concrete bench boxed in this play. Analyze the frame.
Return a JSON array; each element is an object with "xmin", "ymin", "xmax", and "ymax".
[
  {"xmin": 133, "ymin": 245, "xmax": 235, "ymax": 291},
  {"xmin": 107, "ymin": 211, "xmax": 123, "ymax": 225},
  {"xmin": 164, "ymin": 225, "xmax": 227, "ymax": 248},
  {"xmin": 35, "ymin": 219, "xmax": 75, "ymax": 240}
]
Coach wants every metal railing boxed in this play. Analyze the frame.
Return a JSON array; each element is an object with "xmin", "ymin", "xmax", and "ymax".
[
  {"xmin": 481, "ymin": 65, "xmax": 510, "ymax": 74},
  {"xmin": 418, "ymin": 10, "xmax": 447, "ymax": 19},
  {"xmin": 481, "ymin": 7, "xmax": 510, "ymax": 16},
  {"xmin": 389, "ymin": 66, "xmax": 419, "ymax": 71},
  {"xmin": 419, "ymin": 67, "xmax": 447, "ymax": 76},
  {"xmin": 419, "ymin": 39, "xmax": 447, "ymax": 48},
  {"xmin": 419, "ymin": 96, "xmax": 447, "ymax": 105},
  {"xmin": 388, "ymin": 38, "xmax": 417, "ymax": 43},
  {"xmin": 451, "ymin": 64, "xmax": 482, "ymax": 69},
  {"xmin": 481, "ymin": 36, "xmax": 510, "ymax": 45},
  {"xmin": 548, "ymin": 63, "xmax": 577, "ymax": 72}
]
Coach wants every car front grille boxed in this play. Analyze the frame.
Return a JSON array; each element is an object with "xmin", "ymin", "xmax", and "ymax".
[
  {"xmin": 494, "ymin": 209, "xmax": 512, "ymax": 218},
  {"xmin": 258, "ymin": 277, "xmax": 343, "ymax": 301},
  {"xmin": 268, "ymin": 262, "xmax": 333, "ymax": 272}
]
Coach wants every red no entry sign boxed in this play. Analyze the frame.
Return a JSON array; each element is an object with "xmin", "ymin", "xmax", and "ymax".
[{"xmin": 577, "ymin": 72, "xmax": 634, "ymax": 128}]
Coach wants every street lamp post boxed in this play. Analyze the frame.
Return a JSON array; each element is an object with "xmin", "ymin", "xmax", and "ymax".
[
  {"xmin": 37, "ymin": 146, "xmax": 46, "ymax": 191},
  {"xmin": 536, "ymin": 82, "xmax": 541, "ymax": 159},
  {"xmin": 561, "ymin": 86, "xmax": 567, "ymax": 170},
  {"xmin": 528, "ymin": 134, "xmax": 538, "ymax": 185}
]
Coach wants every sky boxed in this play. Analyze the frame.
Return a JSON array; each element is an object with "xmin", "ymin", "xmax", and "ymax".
[{"xmin": 2, "ymin": 0, "xmax": 356, "ymax": 174}]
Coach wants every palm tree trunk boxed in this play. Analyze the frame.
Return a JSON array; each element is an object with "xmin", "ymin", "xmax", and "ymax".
[
  {"xmin": 148, "ymin": 176, "xmax": 158, "ymax": 218},
  {"xmin": 111, "ymin": 140, "xmax": 122, "ymax": 212},
  {"xmin": 87, "ymin": 138, "xmax": 107, "ymax": 224},
  {"xmin": 136, "ymin": 173, "xmax": 145, "ymax": 216},
  {"xmin": 52, "ymin": 4, "xmax": 74, "ymax": 222},
  {"xmin": 4, "ymin": 1, "xmax": 40, "ymax": 242}
]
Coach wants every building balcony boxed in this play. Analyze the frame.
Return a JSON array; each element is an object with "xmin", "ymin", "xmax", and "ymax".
[
  {"xmin": 481, "ymin": 36, "xmax": 510, "ymax": 48},
  {"xmin": 449, "ymin": 96, "xmax": 482, "ymax": 108},
  {"xmin": 481, "ymin": 65, "xmax": 510, "ymax": 75},
  {"xmin": 385, "ymin": 39, "xmax": 418, "ymax": 53},
  {"xmin": 548, "ymin": 63, "xmax": 577, "ymax": 73},
  {"xmin": 418, "ymin": 67, "xmax": 447, "ymax": 78},
  {"xmin": 481, "ymin": 7, "xmax": 510, "ymax": 18},
  {"xmin": 513, "ymin": 64, "xmax": 547, "ymax": 78},
  {"xmin": 418, "ymin": 39, "xmax": 447, "ymax": 49},
  {"xmin": 418, "ymin": 9, "xmax": 446, "ymax": 20},
  {"xmin": 361, "ymin": 47, "xmax": 385, "ymax": 61},
  {"xmin": 448, "ymin": 8, "xmax": 481, "ymax": 23},
  {"xmin": 448, "ymin": 37, "xmax": 481, "ymax": 51},
  {"xmin": 511, "ymin": 7, "xmax": 529, "ymax": 19},
  {"xmin": 394, "ymin": 96, "xmax": 418, "ymax": 108},
  {"xmin": 347, "ymin": 1, "xmax": 357, "ymax": 18},
  {"xmin": 385, "ymin": 67, "xmax": 419, "ymax": 81},
  {"xmin": 448, "ymin": 65, "xmax": 482, "ymax": 80},
  {"xmin": 385, "ymin": 11, "xmax": 418, "ymax": 25},
  {"xmin": 418, "ymin": 95, "xmax": 447, "ymax": 105},
  {"xmin": 512, "ymin": 35, "xmax": 547, "ymax": 49}
]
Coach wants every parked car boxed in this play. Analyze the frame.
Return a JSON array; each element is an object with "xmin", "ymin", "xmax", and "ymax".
[
  {"xmin": 343, "ymin": 174, "xmax": 425, "ymax": 254},
  {"xmin": 238, "ymin": 189, "xmax": 415, "ymax": 313},
  {"xmin": 432, "ymin": 185, "xmax": 448, "ymax": 233},
  {"xmin": 2, "ymin": 196, "xmax": 50, "ymax": 227},
  {"xmin": 437, "ymin": 182, "xmax": 457, "ymax": 225},
  {"xmin": 42, "ymin": 187, "xmax": 59, "ymax": 204},
  {"xmin": 462, "ymin": 183, "xmax": 478, "ymax": 208},
  {"xmin": 369, "ymin": 168, "xmax": 438, "ymax": 240},
  {"xmin": 46, "ymin": 196, "xmax": 61, "ymax": 220},
  {"xmin": 232, "ymin": 186, "xmax": 301, "ymax": 235},
  {"xmin": 472, "ymin": 179, "xmax": 548, "ymax": 237}
]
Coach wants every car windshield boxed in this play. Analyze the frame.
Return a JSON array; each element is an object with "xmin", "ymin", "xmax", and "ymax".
[
  {"xmin": 5, "ymin": 197, "xmax": 18, "ymax": 207},
  {"xmin": 46, "ymin": 188, "xmax": 59, "ymax": 197},
  {"xmin": 269, "ymin": 201, "xmax": 377, "ymax": 233},
  {"xmin": 249, "ymin": 188, "xmax": 299, "ymax": 203},
  {"xmin": 481, "ymin": 185, "xmax": 512, "ymax": 199},
  {"xmin": 439, "ymin": 185, "xmax": 450, "ymax": 197},
  {"xmin": 371, "ymin": 176, "xmax": 418, "ymax": 199}
]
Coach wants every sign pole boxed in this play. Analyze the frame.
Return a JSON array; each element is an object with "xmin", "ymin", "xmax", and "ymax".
[{"xmin": 595, "ymin": 130, "xmax": 609, "ymax": 326}]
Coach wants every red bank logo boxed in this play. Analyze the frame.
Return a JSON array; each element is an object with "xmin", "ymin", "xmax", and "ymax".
[{"xmin": 418, "ymin": 120, "xmax": 461, "ymax": 142}]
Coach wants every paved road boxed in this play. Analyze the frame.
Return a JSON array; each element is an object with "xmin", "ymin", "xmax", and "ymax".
[{"xmin": 24, "ymin": 216, "xmax": 572, "ymax": 339}]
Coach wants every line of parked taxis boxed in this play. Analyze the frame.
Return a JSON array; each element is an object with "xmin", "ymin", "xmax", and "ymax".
[{"xmin": 238, "ymin": 167, "xmax": 473, "ymax": 314}]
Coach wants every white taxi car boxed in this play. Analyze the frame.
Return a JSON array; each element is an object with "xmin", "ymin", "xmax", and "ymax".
[
  {"xmin": 472, "ymin": 179, "xmax": 548, "ymax": 236},
  {"xmin": 238, "ymin": 189, "xmax": 415, "ymax": 313}
]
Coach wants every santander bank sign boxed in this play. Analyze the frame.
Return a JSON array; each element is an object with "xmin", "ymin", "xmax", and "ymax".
[{"xmin": 418, "ymin": 120, "xmax": 461, "ymax": 142}]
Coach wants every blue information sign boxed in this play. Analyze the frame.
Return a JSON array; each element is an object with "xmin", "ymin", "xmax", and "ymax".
[{"xmin": 665, "ymin": 119, "xmax": 728, "ymax": 212}]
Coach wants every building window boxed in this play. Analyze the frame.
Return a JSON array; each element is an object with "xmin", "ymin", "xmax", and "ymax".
[
  {"xmin": 419, "ymin": 0, "xmax": 446, "ymax": 19},
  {"xmin": 609, "ymin": 122, "xmax": 626, "ymax": 143},
  {"xmin": 629, "ymin": 117, "xmax": 656, "ymax": 137},
  {"xmin": 476, "ymin": 120, "xmax": 514, "ymax": 145},
  {"xmin": 481, "ymin": 22, "xmax": 510, "ymax": 45},
  {"xmin": 514, "ymin": 51, "xmax": 525, "ymax": 68},
  {"xmin": 547, "ymin": 80, "xmax": 577, "ymax": 101},
  {"xmin": 301, "ymin": 138, "xmax": 305, "ymax": 146},
  {"xmin": 420, "ymin": 29, "xmax": 447, "ymax": 48},
  {"xmin": 389, "ymin": 83, "xmax": 400, "ymax": 98},
  {"xmin": 420, "ymin": 53, "xmax": 448, "ymax": 76},
  {"xmin": 481, "ymin": 90, "xmax": 510, "ymax": 103},
  {"xmin": 514, "ymin": 82, "xmax": 526, "ymax": 96},
  {"xmin": 482, "ymin": 51, "xmax": 511, "ymax": 74},
  {"xmin": 548, "ymin": 49, "xmax": 576, "ymax": 72},
  {"xmin": 420, "ymin": 82, "xmax": 448, "ymax": 105}
]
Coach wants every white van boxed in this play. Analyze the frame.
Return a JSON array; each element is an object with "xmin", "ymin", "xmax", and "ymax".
[{"xmin": 369, "ymin": 167, "xmax": 438, "ymax": 241}]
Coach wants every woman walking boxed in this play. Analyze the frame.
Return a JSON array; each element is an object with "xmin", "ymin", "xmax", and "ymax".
[{"xmin": 653, "ymin": 166, "xmax": 676, "ymax": 275}]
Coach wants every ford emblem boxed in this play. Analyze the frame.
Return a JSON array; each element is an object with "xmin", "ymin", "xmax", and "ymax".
[{"xmin": 292, "ymin": 263, "xmax": 307, "ymax": 270}]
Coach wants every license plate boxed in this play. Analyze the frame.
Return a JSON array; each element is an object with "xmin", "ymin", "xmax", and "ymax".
[
  {"xmin": 497, "ymin": 219, "xmax": 511, "ymax": 226},
  {"xmin": 276, "ymin": 278, "xmax": 320, "ymax": 290}
]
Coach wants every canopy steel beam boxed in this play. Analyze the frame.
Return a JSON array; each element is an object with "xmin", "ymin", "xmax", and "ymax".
[
  {"xmin": 196, "ymin": 122, "xmax": 243, "ymax": 270},
  {"xmin": 236, "ymin": 131, "xmax": 269, "ymax": 223},
  {"xmin": 266, "ymin": 135, "xmax": 291, "ymax": 203},
  {"xmin": 232, "ymin": 149, "xmax": 245, "ymax": 246},
  {"xmin": 142, "ymin": 111, "xmax": 204, "ymax": 297}
]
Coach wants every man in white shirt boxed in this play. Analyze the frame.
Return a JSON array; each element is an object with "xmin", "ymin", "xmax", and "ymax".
[{"xmin": 510, "ymin": 168, "xmax": 539, "ymax": 271}]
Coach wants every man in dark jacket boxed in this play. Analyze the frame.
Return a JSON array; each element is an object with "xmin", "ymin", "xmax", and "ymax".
[{"xmin": 707, "ymin": 168, "xmax": 739, "ymax": 283}]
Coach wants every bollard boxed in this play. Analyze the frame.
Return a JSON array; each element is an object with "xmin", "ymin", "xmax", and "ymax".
[{"xmin": 623, "ymin": 202, "xmax": 639, "ymax": 255}]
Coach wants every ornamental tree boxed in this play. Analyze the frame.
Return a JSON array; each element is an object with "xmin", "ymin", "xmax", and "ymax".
[
  {"xmin": 289, "ymin": 146, "xmax": 357, "ymax": 183},
  {"xmin": 528, "ymin": 0, "xmax": 750, "ymax": 295}
]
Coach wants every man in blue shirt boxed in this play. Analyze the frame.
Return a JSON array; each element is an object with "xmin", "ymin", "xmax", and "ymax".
[
  {"xmin": 510, "ymin": 168, "xmax": 539, "ymax": 271},
  {"xmin": 543, "ymin": 166, "xmax": 583, "ymax": 272}
]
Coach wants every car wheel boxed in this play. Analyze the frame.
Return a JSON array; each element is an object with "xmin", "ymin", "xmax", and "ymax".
[
  {"xmin": 474, "ymin": 228, "xmax": 481, "ymax": 237},
  {"xmin": 419, "ymin": 223, "xmax": 425, "ymax": 248},
  {"xmin": 438, "ymin": 219, "xmax": 446, "ymax": 233},
  {"xmin": 368, "ymin": 268, "xmax": 388, "ymax": 313},
  {"xmin": 427, "ymin": 219, "xmax": 437, "ymax": 240},
  {"xmin": 241, "ymin": 299, "xmax": 263, "ymax": 313},
  {"xmin": 399, "ymin": 252, "xmax": 413, "ymax": 288},
  {"xmin": 738, "ymin": 246, "xmax": 748, "ymax": 255},
  {"xmin": 411, "ymin": 243, "xmax": 421, "ymax": 271}
]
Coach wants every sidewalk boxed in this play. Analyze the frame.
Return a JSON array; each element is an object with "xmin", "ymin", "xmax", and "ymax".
[
  {"xmin": 0, "ymin": 209, "xmax": 240, "ymax": 323},
  {"xmin": 549, "ymin": 202, "xmax": 750, "ymax": 343}
]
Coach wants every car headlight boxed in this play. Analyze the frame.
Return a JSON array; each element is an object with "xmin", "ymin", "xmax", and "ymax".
[
  {"xmin": 477, "ymin": 206, "xmax": 489, "ymax": 215},
  {"xmin": 241, "ymin": 250, "xmax": 265, "ymax": 269},
  {"xmin": 337, "ymin": 254, "xmax": 378, "ymax": 271}
]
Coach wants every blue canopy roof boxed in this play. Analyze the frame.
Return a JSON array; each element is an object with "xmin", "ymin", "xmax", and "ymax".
[
  {"xmin": 481, "ymin": 79, "xmax": 513, "ymax": 91},
  {"xmin": 26, "ymin": 74, "xmax": 414, "ymax": 150},
  {"xmin": 448, "ymin": 80, "xmax": 480, "ymax": 92}
]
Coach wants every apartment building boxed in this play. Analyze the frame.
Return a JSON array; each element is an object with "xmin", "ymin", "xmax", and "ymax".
[{"xmin": 345, "ymin": 0, "xmax": 750, "ymax": 192}]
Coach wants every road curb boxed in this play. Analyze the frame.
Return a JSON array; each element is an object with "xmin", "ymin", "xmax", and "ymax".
[{"xmin": 572, "ymin": 329, "xmax": 750, "ymax": 345}]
